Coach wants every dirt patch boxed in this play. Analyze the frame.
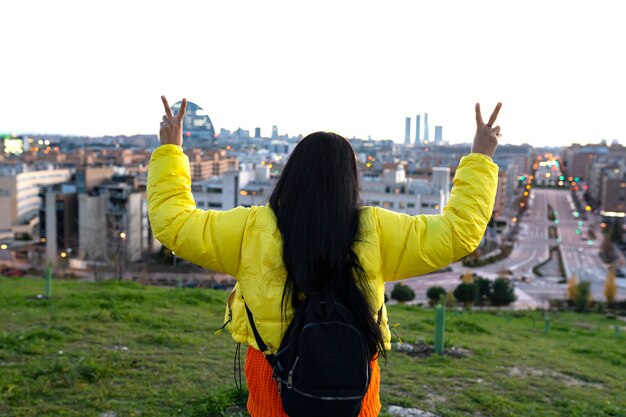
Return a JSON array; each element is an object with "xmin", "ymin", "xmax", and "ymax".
[
  {"xmin": 506, "ymin": 366, "xmax": 603, "ymax": 388},
  {"xmin": 393, "ymin": 342, "xmax": 472, "ymax": 358}
]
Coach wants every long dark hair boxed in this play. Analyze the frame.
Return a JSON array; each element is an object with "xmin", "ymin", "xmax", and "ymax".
[{"xmin": 269, "ymin": 131, "xmax": 386, "ymax": 358}]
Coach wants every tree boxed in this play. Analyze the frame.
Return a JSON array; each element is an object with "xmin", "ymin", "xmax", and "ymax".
[
  {"xmin": 575, "ymin": 281, "xmax": 592, "ymax": 312},
  {"xmin": 567, "ymin": 274, "xmax": 578, "ymax": 304},
  {"xmin": 609, "ymin": 218, "xmax": 624, "ymax": 243},
  {"xmin": 600, "ymin": 233, "xmax": 616, "ymax": 263},
  {"xmin": 453, "ymin": 283, "xmax": 478, "ymax": 310},
  {"xmin": 475, "ymin": 276, "xmax": 493, "ymax": 306},
  {"xmin": 605, "ymin": 265, "xmax": 617, "ymax": 306},
  {"xmin": 426, "ymin": 286, "xmax": 446, "ymax": 307},
  {"xmin": 391, "ymin": 283, "xmax": 415, "ymax": 303},
  {"xmin": 491, "ymin": 278, "xmax": 517, "ymax": 306},
  {"xmin": 462, "ymin": 270, "xmax": 474, "ymax": 284},
  {"xmin": 445, "ymin": 292, "xmax": 456, "ymax": 308}
]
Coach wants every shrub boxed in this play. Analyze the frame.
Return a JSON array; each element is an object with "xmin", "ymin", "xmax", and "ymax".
[
  {"xmin": 426, "ymin": 286, "xmax": 446, "ymax": 307},
  {"xmin": 567, "ymin": 274, "xmax": 578, "ymax": 304},
  {"xmin": 453, "ymin": 283, "xmax": 478, "ymax": 310},
  {"xmin": 461, "ymin": 271, "xmax": 475, "ymax": 283},
  {"xmin": 605, "ymin": 266, "xmax": 617, "ymax": 305},
  {"xmin": 391, "ymin": 283, "xmax": 415, "ymax": 303},
  {"xmin": 475, "ymin": 277, "xmax": 493, "ymax": 306},
  {"xmin": 445, "ymin": 291, "xmax": 456, "ymax": 308},
  {"xmin": 575, "ymin": 281, "xmax": 592, "ymax": 312},
  {"xmin": 491, "ymin": 278, "xmax": 517, "ymax": 306}
]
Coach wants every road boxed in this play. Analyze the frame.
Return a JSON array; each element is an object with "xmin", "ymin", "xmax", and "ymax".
[{"xmin": 387, "ymin": 187, "xmax": 625, "ymax": 307}]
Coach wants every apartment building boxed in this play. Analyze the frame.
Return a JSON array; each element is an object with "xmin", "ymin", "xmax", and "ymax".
[{"xmin": 0, "ymin": 164, "xmax": 71, "ymax": 240}]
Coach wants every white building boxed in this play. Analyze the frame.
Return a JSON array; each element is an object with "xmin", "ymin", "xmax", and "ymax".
[
  {"xmin": 192, "ymin": 165, "xmax": 270, "ymax": 209},
  {"xmin": 0, "ymin": 164, "xmax": 71, "ymax": 240},
  {"xmin": 360, "ymin": 165, "xmax": 450, "ymax": 215},
  {"xmin": 190, "ymin": 163, "xmax": 451, "ymax": 216}
]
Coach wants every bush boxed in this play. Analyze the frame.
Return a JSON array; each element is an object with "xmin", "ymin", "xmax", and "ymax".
[
  {"xmin": 475, "ymin": 277, "xmax": 493, "ymax": 306},
  {"xmin": 426, "ymin": 286, "xmax": 446, "ymax": 307},
  {"xmin": 445, "ymin": 292, "xmax": 456, "ymax": 308},
  {"xmin": 567, "ymin": 275, "xmax": 579, "ymax": 304},
  {"xmin": 575, "ymin": 281, "xmax": 592, "ymax": 312},
  {"xmin": 391, "ymin": 283, "xmax": 415, "ymax": 303},
  {"xmin": 491, "ymin": 278, "xmax": 517, "ymax": 306},
  {"xmin": 453, "ymin": 283, "xmax": 478, "ymax": 310}
]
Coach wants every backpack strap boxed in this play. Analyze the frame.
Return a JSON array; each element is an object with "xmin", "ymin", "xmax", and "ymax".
[{"xmin": 244, "ymin": 301, "xmax": 275, "ymax": 363}]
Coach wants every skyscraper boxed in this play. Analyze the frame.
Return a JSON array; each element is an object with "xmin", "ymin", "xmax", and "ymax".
[
  {"xmin": 404, "ymin": 117, "xmax": 411, "ymax": 144},
  {"xmin": 254, "ymin": 127, "xmax": 261, "ymax": 138},
  {"xmin": 424, "ymin": 113, "xmax": 429, "ymax": 142},
  {"xmin": 271, "ymin": 125, "xmax": 278, "ymax": 139},
  {"xmin": 415, "ymin": 115, "xmax": 421, "ymax": 145},
  {"xmin": 435, "ymin": 126, "xmax": 443, "ymax": 144},
  {"xmin": 171, "ymin": 101, "xmax": 215, "ymax": 147}
]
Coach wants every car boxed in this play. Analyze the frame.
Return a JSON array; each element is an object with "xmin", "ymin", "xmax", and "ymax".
[{"xmin": 0, "ymin": 268, "xmax": 25, "ymax": 277}]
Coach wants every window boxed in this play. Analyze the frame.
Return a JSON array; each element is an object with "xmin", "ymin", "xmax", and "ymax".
[
  {"xmin": 398, "ymin": 201, "xmax": 406, "ymax": 209},
  {"xmin": 408, "ymin": 203, "xmax": 415, "ymax": 208},
  {"xmin": 421, "ymin": 202, "xmax": 429, "ymax": 208},
  {"xmin": 197, "ymin": 201, "xmax": 205, "ymax": 208},
  {"xmin": 383, "ymin": 201, "xmax": 394, "ymax": 209},
  {"xmin": 208, "ymin": 202, "xmax": 222, "ymax": 208}
]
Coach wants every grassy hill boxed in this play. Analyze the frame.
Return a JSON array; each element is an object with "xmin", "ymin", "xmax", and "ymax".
[{"xmin": 1, "ymin": 277, "xmax": 624, "ymax": 417}]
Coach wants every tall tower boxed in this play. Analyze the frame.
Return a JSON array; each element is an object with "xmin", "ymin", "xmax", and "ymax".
[
  {"xmin": 404, "ymin": 117, "xmax": 411, "ymax": 144},
  {"xmin": 271, "ymin": 125, "xmax": 278, "ymax": 139},
  {"xmin": 434, "ymin": 126, "xmax": 443, "ymax": 144},
  {"xmin": 254, "ymin": 127, "xmax": 261, "ymax": 138},
  {"xmin": 415, "ymin": 115, "xmax": 421, "ymax": 145},
  {"xmin": 424, "ymin": 113, "xmax": 429, "ymax": 142}
]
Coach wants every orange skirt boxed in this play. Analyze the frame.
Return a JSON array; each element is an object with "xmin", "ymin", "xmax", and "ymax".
[{"xmin": 245, "ymin": 346, "xmax": 381, "ymax": 417}]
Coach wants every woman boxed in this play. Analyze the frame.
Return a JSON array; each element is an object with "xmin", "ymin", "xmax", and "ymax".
[{"xmin": 148, "ymin": 96, "xmax": 501, "ymax": 416}]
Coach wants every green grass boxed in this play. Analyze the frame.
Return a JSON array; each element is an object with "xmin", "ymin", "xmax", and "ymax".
[{"xmin": 1, "ymin": 277, "xmax": 625, "ymax": 417}]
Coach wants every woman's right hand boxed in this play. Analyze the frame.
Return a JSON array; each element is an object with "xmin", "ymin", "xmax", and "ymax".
[
  {"xmin": 159, "ymin": 95, "xmax": 187, "ymax": 147},
  {"xmin": 472, "ymin": 102, "xmax": 502, "ymax": 157}
]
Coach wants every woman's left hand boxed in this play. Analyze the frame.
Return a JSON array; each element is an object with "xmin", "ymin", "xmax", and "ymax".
[{"xmin": 159, "ymin": 95, "xmax": 187, "ymax": 146}]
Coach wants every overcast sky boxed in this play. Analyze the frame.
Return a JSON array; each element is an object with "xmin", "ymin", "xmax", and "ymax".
[{"xmin": 2, "ymin": 0, "xmax": 624, "ymax": 146}]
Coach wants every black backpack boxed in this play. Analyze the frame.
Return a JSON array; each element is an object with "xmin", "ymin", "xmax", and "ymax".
[{"xmin": 245, "ymin": 292, "xmax": 372, "ymax": 417}]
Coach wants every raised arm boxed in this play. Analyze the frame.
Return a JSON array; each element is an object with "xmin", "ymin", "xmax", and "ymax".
[
  {"xmin": 147, "ymin": 96, "xmax": 250, "ymax": 276},
  {"xmin": 377, "ymin": 103, "xmax": 502, "ymax": 281}
]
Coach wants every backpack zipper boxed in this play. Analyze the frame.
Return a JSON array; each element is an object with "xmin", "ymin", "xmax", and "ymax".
[{"xmin": 287, "ymin": 356, "xmax": 299, "ymax": 388}]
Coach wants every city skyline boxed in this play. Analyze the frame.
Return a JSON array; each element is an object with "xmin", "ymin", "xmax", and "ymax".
[{"xmin": 2, "ymin": 1, "xmax": 625, "ymax": 146}]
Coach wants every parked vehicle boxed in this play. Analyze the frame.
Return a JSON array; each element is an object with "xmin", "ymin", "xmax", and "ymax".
[{"xmin": 0, "ymin": 268, "xmax": 25, "ymax": 277}]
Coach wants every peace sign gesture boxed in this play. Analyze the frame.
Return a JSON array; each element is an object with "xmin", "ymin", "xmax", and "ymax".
[
  {"xmin": 159, "ymin": 95, "xmax": 187, "ymax": 147},
  {"xmin": 472, "ymin": 102, "xmax": 502, "ymax": 157}
]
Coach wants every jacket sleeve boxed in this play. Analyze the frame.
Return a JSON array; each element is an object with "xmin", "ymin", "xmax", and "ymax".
[
  {"xmin": 374, "ymin": 153, "xmax": 498, "ymax": 281},
  {"xmin": 146, "ymin": 144, "xmax": 250, "ymax": 276}
]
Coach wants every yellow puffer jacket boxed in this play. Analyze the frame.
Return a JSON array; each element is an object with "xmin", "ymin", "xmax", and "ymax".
[{"xmin": 147, "ymin": 144, "xmax": 498, "ymax": 351}]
